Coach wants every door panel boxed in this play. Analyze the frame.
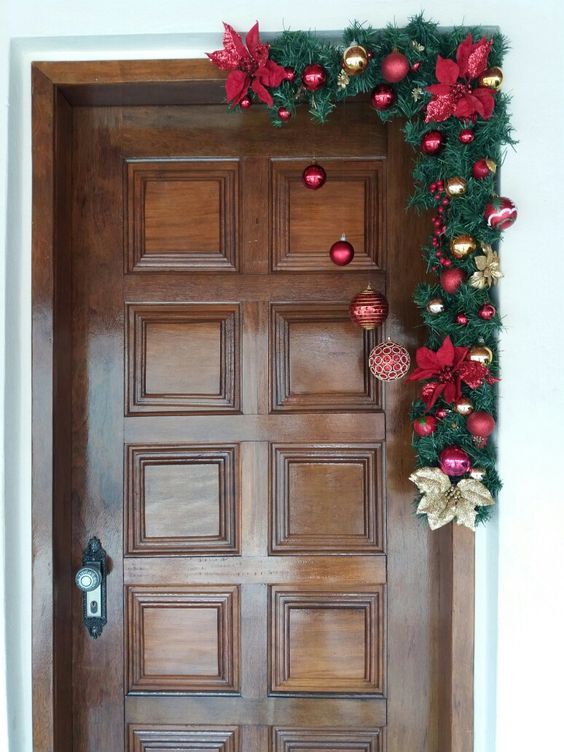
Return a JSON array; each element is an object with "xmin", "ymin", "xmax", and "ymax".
[{"xmin": 70, "ymin": 102, "xmax": 438, "ymax": 752}]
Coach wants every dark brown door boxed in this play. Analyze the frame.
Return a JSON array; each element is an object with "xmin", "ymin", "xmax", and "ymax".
[{"xmin": 70, "ymin": 101, "xmax": 438, "ymax": 752}]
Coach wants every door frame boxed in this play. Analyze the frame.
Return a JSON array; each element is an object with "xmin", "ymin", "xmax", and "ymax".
[{"xmin": 31, "ymin": 59, "xmax": 475, "ymax": 752}]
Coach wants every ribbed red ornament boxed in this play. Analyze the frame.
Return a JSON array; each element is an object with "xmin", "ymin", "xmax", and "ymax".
[
  {"xmin": 368, "ymin": 340, "xmax": 410, "ymax": 381},
  {"xmin": 349, "ymin": 284, "xmax": 389, "ymax": 330}
]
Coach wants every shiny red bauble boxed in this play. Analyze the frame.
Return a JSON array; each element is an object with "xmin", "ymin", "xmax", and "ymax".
[
  {"xmin": 456, "ymin": 313, "xmax": 469, "ymax": 326},
  {"xmin": 329, "ymin": 235, "xmax": 355, "ymax": 266},
  {"xmin": 381, "ymin": 51, "xmax": 410, "ymax": 82},
  {"xmin": 436, "ymin": 407, "xmax": 449, "ymax": 419},
  {"xmin": 458, "ymin": 128, "xmax": 475, "ymax": 144},
  {"xmin": 370, "ymin": 84, "xmax": 396, "ymax": 110},
  {"xmin": 278, "ymin": 107, "xmax": 292, "ymax": 121},
  {"xmin": 302, "ymin": 163, "xmax": 327, "ymax": 190},
  {"xmin": 349, "ymin": 285, "xmax": 389, "ymax": 330},
  {"xmin": 467, "ymin": 411, "xmax": 496, "ymax": 439},
  {"xmin": 439, "ymin": 446, "xmax": 472, "ymax": 477},
  {"xmin": 479, "ymin": 303, "xmax": 496, "ymax": 320},
  {"xmin": 440, "ymin": 268, "xmax": 466, "ymax": 295},
  {"xmin": 484, "ymin": 196, "xmax": 518, "ymax": 230},
  {"xmin": 413, "ymin": 415, "xmax": 438, "ymax": 437},
  {"xmin": 284, "ymin": 67, "xmax": 296, "ymax": 81},
  {"xmin": 302, "ymin": 63, "xmax": 327, "ymax": 91},
  {"xmin": 421, "ymin": 130, "xmax": 445, "ymax": 155},
  {"xmin": 240, "ymin": 96, "xmax": 252, "ymax": 109},
  {"xmin": 473, "ymin": 158, "xmax": 497, "ymax": 179},
  {"xmin": 368, "ymin": 340, "xmax": 411, "ymax": 381}
]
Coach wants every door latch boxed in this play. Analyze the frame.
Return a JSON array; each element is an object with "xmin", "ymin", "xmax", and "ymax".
[{"xmin": 75, "ymin": 537, "xmax": 107, "ymax": 639}]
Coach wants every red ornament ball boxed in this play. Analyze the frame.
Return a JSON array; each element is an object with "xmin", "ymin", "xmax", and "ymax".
[
  {"xmin": 240, "ymin": 96, "xmax": 252, "ymax": 110},
  {"xmin": 411, "ymin": 61, "xmax": 421, "ymax": 72},
  {"xmin": 370, "ymin": 84, "xmax": 396, "ymax": 110},
  {"xmin": 329, "ymin": 235, "xmax": 355, "ymax": 266},
  {"xmin": 467, "ymin": 411, "xmax": 496, "ymax": 438},
  {"xmin": 473, "ymin": 158, "xmax": 497, "ymax": 179},
  {"xmin": 349, "ymin": 285, "xmax": 389, "ymax": 330},
  {"xmin": 381, "ymin": 50, "xmax": 410, "ymax": 82},
  {"xmin": 484, "ymin": 196, "xmax": 518, "ymax": 230},
  {"xmin": 421, "ymin": 130, "xmax": 445, "ymax": 155},
  {"xmin": 456, "ymin": 312, "xmax": 469, "ymax": 326},
  {"xmin": 479, "ymin": 303, "xmax": 497, "ymax": 320},
  {"xmin": 284, "ymin": 66, "xmax": 296, "ymax": 81},
  {"xmin": 368, "ymin": 340, "xmax": 411, "ymax": 382},
  {"xmin": 436, "ymin": 407, "xmax": 449, "ymax": 419},
  {"xmin": 278, "ymin": 107, "xmax": 292, "ymax": 121},
  {"xmin": 439, "ymin": 446, "xmax": 472, "ymax": 477},
  {"xmin": 302, "ymin": 63, "xmax": 327, "ymax": 91},
  {"xmin": 413, "ymin": 415, "xmax": 438, "ymax": 437},
  {"xmin": 302, "ymin": 163, "xmax": 327, "ymax": 190},
  {"xmin": 440, "ymin": 267, "xmax": 466, "ymax": 295},
  {"xmin": 459, "ymin": 128, "xmax": 475, "ymax": 144}
]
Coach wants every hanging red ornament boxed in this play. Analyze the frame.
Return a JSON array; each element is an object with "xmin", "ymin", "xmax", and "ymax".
[
  {"xmin": 439, "ymin": 446, "xmax": 472, "ymax": 477},
  {"xmin": 440, "ymin": 268, "xmax": 466, "ymax": 294},
  {"xmin": 479, "ymin": 303, "xmax": 496, "ymax": 320},
  {"xmin": 370, "ymin": 84, "xmax": 396, "ymax": 110},
  {"xmin": 329, "ymin": 234, "xmax": 355, "ymax": 266},
  {"xmin": 302, "ymin": 64, "xmax": 327, "ymax": 91},
  {"xmin": 381, "ymin": 50, "xmax": 410, "ymax": 82},
  {"xmin": 278, "ymin": 107, "xmax": 292, "ymax": 121},
  {"xmin": 368, "ymin": 340, "xmax": 411, "ymax": 382},
  {"xmin": 456, "ymin": 312, "xmax": 469, "ymax": 326},
  {"xmin": 484, "ymin": 196, "xmax": 518, "ymax": 230},
  {"xmin": 349, "ymin": 284, "xmax": 389, "ymax": 330},
  {"xmin": 421, "ymin": 130, "xmax": 445, "ymax": 155},
  {"xmin": 302, "ymin": 163, "xmax": 327, "ymax": 190},
  {"xmin": 284, "ymin": 66, "xmax": 296, "ymax": 81},
  {"xmin": 240, "ymin": 96, "xmax": 252, "ymax": 109},
  {"xmin": 467, "ymin": 411, "xmax": 496, "ymax": 446},
  {"xmin": 473, "ymin": 158, "xmax": 497, "ymax": 179},
  {"xmin": 413, "ymin": 415, "xmax": 438, "ymax": 437},
  {"xmin": 459, "ymin": 128, "xmax": 475, "ymax": 144}
]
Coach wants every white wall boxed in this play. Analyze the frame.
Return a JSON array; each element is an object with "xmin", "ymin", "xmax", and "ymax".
[{"xmin": 2, "ymin": 1, "xmax": 563, "ymax": 750}]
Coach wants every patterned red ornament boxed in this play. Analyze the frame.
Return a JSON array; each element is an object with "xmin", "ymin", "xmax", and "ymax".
[
  {"xmin": 479, "ymin": 303, "xmax": 496, "ymax": 320},
  {"xmin": 302, "ymin": 63, "xmax": 327, "ymax": 91},
  {"xmin": 381, "ymin": 51, "xmax": 410, "ymax": 82},
  {"xmin": 440, "ymin": 267, "xmax": 466, "ymax": 294},
  {"xmin": 413, "ymin": 415, "xmax": 438, "ymax": 437},
  {"xmin": 459, "ymin": 128, "xmax": 475, "ymax": 143},
  {"xmin": 349, "ymin": 284, "xmax": 389, "ymax": 330},
  {"xmin": 368, "ymin": 340, "xmax": 411, "ymax": 382},
  {"xmin": 421, "ymin": 130, "xmax": 445, "ymax": 155},
  {"xmin": 473, "ymin": 158, "xmax": 497, "ymax": 179},
  {"xmin": 278, "ymin": 107, "xmax": 292, "ymax": 121},
  {"xmin": 370, "ymin": 84, "xmax": 396, "ymax": 110},
  {"xmin": 302, "ymin": 163, "xmax": 326, "ymax": 190},
  {"xmin": 484, "ymin": 196, "xmax": 518, "ymax": 230},
  {"xmin": 439, "ymin": 446, "xmax": 472, "ymax": 477},
  {"xmin": 329, "ymin": 235, "xmax": 354, "ymax": 266}
]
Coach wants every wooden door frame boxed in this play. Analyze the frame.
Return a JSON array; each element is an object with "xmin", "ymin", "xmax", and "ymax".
[{"xmin": 31, "ymin": 59, "xmax": 474, "ymax": 752}]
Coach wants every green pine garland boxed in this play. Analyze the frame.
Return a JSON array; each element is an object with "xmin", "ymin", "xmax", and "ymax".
[{"xmin": 210, "ymin": 14, "xmax": 516, "ymax": 528}]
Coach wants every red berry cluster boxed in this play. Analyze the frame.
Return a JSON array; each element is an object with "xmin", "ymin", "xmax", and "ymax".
[{"xmin": 429, "ymin": 181, "xmax": 452, "ymax": 268}]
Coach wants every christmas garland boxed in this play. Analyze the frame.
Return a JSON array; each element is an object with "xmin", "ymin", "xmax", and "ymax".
[{"xmin": 208, "ymin": 14, "xmax": 516, "ymax": 531}]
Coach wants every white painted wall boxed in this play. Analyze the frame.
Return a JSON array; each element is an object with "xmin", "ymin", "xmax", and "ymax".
[{"xmin": 2, "ymin": 1, "xmax": 563, "ymax": 750}]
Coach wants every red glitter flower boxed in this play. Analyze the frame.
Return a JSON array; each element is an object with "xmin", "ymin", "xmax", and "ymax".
[
  {"xmin": 425, "ymin": 34, "xmax": 495, "ymax": 123},
  {"xmin": 207, "ymin": 22, "xmax": 287, "ymax": 106}
]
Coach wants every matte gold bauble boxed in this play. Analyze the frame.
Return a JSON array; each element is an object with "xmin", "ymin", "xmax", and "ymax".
[
  {"xmin": 468, "ymin": 345, "xmax": 494, "ymax": 366},
  {"xmin": 454, "ymin": 397, "xmax": 474, "ymax": 416},
  {"xmin": 342, "ymin": 44, "xmax": 369, "ymax": 76},
  {"xmin": 426, "ymin": 298, "xmax": 445, "ymax": 314},
  {"xmin": 479, "ymin": 66, "xmax": 503, "ymax": 90},
  {"xmin": 445, "ymin": 176, "xmax": 467, "ymax": 196},
  {"xmin": 450, "ymin": 234, "xmax": 477, "ymax": 259}
]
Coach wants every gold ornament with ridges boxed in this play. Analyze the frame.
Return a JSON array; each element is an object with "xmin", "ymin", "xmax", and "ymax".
[
  {"xmin": 426, "ymin": 298, "xmax": 445, "ymax": 314},
  {"xmin": 450, "ymin": 234, "xmax": 477, "ymax": 259},
  {"xmin": 445, "ymin": 176, "xmax": 467, "ymax": 196},
  {"xmin": 342, "ymin": 44, "xmax": 369, "ymax": 76},
  {"xmin": 479, "ymin": 66, "xmax": 503, "ymax": 90},
  {"xmin": 454, "ymin": 397, "xmax": 474, "ymax": 416},
  {"xmin": 468, "ymin": 345, "xmax": 494, "ymax": 366}
]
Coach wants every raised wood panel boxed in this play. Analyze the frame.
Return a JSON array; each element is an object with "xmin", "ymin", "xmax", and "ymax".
[
  {"xmin": 271, "ymin": 304, "xmax": 380, "ymax": 412},
  {"xmin": 271, "ymin": 160, "xmax": 383, "ymax": 272},
  {"xmin": 126, "ymin": 160, "xmax": 238, "ymax": 272},
  {"xmin": 126, "ymin": 303, "xmax": 240, "ymax": 414},
  {"xmin": 126, "ymin": 444, "xmax": 239, "ymax": 555},
  {"xmin": 129, "ymin": 725, "xmax": 240, "ymax": 751},
  {"xmin": 127, "ymin": 586, "xmax": 240, "ymax": 693},
  {"xmin": 270, "ymin": 445, "xmax": 383, "ymax": 554},
  {"xmin": 272, "ymin": 727, "xmax": 382, "ymax": 751},
  {"xmin": 270, "ymin": 588, "xmax": 384, "ymax": 695}
]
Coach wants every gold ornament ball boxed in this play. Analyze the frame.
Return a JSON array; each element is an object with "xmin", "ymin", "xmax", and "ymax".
[
  {"xmin": 342, "ymin": 44, "xmax": 369, "ymax": 76},
  {"xmin": 445, "ymin": 176, "xmax": 467, "ymax": 197},
  {"xmin": 468, "ymin": 345, "xmax": 494, "ymax": 366},
  {"xmin": 426, "ymin": 298, "xmax": 445, "ymax": 314},
  {"xmin": 455, "ymin": 397, "xmax": 474, "ymax": 416},
  {"xmin": 470, "ymin": 467, "xmax": 487, "ymax": 481},
  {"xmin": 450, "ymin": 234, "xmax": 477, "ymax": 259},
  {"xmin": 479, "ymin": 66, "xmax": 503, "ymax": 90}
]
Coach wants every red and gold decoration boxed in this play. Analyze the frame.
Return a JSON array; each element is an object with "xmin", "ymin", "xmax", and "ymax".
[
  {"xmin": 381, "ymin": 50, "xmax": 410, "ymax": 82},
  {"xmin": 329, "ymin": 234, "xmax": 354, "ymax": 266},
  {"xmin": 410, "ymin": 466, "xmax": 494, "ymax": 530},
  {"xmin": 302, "ymin": 63, "xmax": 327, "ymax": 91},
  {"xmin": 349, "ymin": 284, "xmax": 389, "ymax": 330},
  {"xmin": 370, "ymin": 84, "xmax": 396, "ymax": 110},
  {"xmin": 470, "ymin": 244, "xmax": 503, "ymax": 288},
  {"xmin": 369, "ymin": 340, "xmax": 411, "ymax": 382},
  {"xmin": 302, "ymin": 163, "xmax": 327, "ymax": 190},
  {"xmin": 472, "ymin": 157, "xmax": 497, "ymax": 179},
  {"xmin": 484, "ymin": 196, "xmax": 518, "ymax": 230},
  {"xmin": 342, "ymin": 44, "xmax": 369, "ymax": 75},
  {"xmin": 421, "ymin": 130, "xmax": 445, "ymax": 155}
]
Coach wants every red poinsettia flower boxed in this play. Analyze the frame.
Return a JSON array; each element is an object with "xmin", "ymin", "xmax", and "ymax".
[
  {"xmin": 408, "ymin": 335, "xmax": 498, "ymax": 408},
  {"xmin": 207, "ymin": 21, "xmax": 287, "ymax": 107},
  {"xmin": 425, "ymin": 34, "xmax": 495, "ymax": 123}
]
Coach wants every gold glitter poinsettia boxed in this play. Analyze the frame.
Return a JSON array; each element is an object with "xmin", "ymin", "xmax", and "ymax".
[
  {"xmin": 469, "ymin": 243, "xmax": 503, "ymax": 289},
  {"xmin": 409, "ymin": 466, "xmax": 495, "ymax": 531}
]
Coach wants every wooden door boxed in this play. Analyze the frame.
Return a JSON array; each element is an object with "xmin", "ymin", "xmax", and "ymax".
[{"xmin": 63, "ymin": 98, "xmax": 440, "ymax": 752}]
